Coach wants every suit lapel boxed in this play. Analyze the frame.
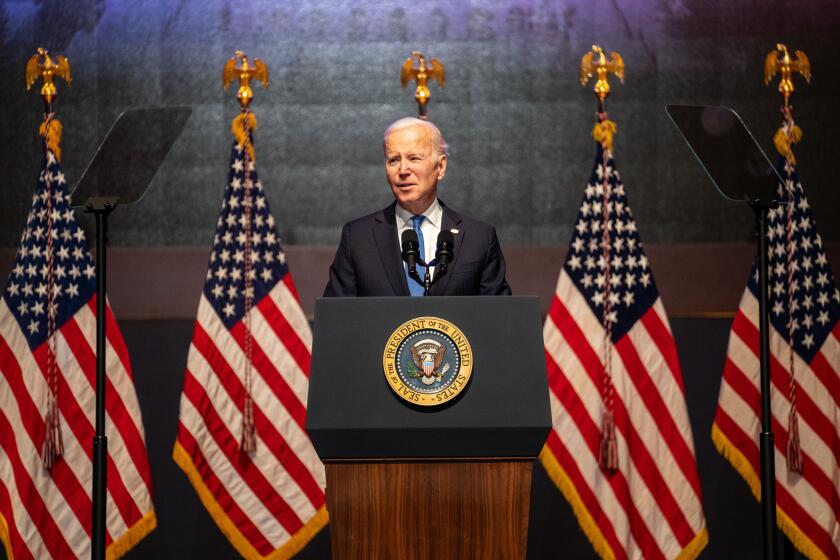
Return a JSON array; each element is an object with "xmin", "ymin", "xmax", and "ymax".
[
  {"xmin": 431, "ymin": 202, "xmax": 464, "ymax": 295},
  {"xmin": 373, "ymin": 203, "xmax": 410, "ymax": 296}
]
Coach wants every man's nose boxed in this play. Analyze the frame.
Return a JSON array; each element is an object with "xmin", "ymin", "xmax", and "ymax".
[{"xmin": 398, "ymin": 159, "xmax": 410, "ymax": 174}]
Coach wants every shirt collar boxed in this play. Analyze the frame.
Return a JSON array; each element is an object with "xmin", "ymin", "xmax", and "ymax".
[{"xmin": 395, "ymin": 198, "xmax": 442, "ymax": 229}]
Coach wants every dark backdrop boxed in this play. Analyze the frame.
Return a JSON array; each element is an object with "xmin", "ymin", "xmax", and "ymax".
[
  {"xmin": 0, "ymin": 0, "xmax": 839, "ymax": 250},
  {"xmin": 0, "ymin": 1, "xmax": 834, "ymax": 557}
]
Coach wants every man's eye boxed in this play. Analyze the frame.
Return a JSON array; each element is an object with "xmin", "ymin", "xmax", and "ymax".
[
  {"xmin": 387, "ymin": 158, "xmax": 399, "ymax": 165},
  {"xmin": 410, "ymin": 156, "xmax": 422, "ymax": 161}
]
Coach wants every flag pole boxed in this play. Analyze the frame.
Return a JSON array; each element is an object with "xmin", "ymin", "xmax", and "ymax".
[
  {"xmin": 88, "ymin": 197, "xmax": 116, "ymax": 560},
  {"xmin": 26, "ymin": 49, "xmax": 117, "ymax": 559},
  {"xmin": 763, "ymin": 42, "xmax": 811, "ymax": 560},
  {"xmin": 580, "ymin": 44, "xmax": 624, "ymax": 472},
  {"xmin": 25, "ymin": 49, "xmax": 119, "ymax": 558},
  {"xmin": 25, "ymin": 49, "xmax": 72, "ymax": 471},
  {"xmin": 222, "ymin": 51, "xmax": 269, "ymax": 454}
]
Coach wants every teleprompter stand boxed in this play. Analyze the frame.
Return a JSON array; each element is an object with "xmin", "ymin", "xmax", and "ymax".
[
  {"xmin": 70, "ymin": 106, "xmax": 191, "ymax": 560},
  {"xmin": 307, "ymin": 296, "xmax": 552, "ymax": 559},
  {"xmin": 667, "ymin": 105, "xmax": 786, "ymax": 560}
]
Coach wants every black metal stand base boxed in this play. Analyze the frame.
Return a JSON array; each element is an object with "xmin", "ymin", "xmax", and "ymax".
[
  {"xmin": 90, "ymin": 435, "xmax": 108, "ymax": 559},
  {"xmin": 752, "ymin": 201, "xmax": 779, "ymax": 560},
  {"xmin": 86, "ymin": 197, "xmax": 117, "ymax": 560}
]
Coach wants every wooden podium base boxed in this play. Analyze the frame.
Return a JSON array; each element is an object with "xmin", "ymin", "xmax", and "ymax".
[{"xmin": 325, "ymin": 459, "xmax": 533, "ymax": 560}]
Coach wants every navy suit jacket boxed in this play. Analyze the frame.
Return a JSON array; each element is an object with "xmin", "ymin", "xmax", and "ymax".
[{"xmin": 323, "ymin": 201, "xmax": 511, "ymax": 297}]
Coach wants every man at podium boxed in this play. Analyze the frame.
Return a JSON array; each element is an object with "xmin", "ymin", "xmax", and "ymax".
[{"xmin": 324, "ymin": 117, "xmax": 511, "ymax": 297}]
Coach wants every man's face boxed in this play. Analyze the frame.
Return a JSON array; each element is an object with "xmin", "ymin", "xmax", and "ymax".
[{"xmin": 384, "ymin": 125, "xmax": 447, "ymax": 214}]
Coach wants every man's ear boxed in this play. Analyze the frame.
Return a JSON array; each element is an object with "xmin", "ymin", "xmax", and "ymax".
[{"xmin": 436, "ymin": 154, "xmax": 448, "ymax": 180}]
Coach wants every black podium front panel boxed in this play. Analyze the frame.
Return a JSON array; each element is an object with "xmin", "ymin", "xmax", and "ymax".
[{"xmin": 306, "ymin": 296, "xmax": 551, "ymax": 459}]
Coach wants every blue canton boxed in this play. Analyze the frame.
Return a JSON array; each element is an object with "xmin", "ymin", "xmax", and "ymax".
[
  {"xmin": 2, "ymin": 152, "xmax": 96, "ymax": 350},
  {"xmin": 204, "ymin": 141, "xmax": 289, "ymax": 329},
  {"xmin": 747, "ymin": 159, "xmax": 840, "ymax": 363},
  {"xmin": 564, "ymin": 144, "xmax": 659, "ymax": 342}
]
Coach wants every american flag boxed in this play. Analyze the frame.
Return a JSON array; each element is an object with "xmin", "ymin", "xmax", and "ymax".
[
  {"xmin": 173, "ymin": 132, "xmax": 327, "ymax": 559},
  {"xmin": 712, "ymin": 158, "xmax": 840, "ymax": 560},
  {"xmin": 0, "ymin": 147, "xmax": 155, "ymax": 557},
  {"xmin": 540, "ymin": 142, "xmax": 708, "ymax": 559}
]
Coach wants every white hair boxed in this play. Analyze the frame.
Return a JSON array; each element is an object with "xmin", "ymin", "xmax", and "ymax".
[{"xmin": 383, "ymin": 117, "xmax": 449, "ymax": 161}]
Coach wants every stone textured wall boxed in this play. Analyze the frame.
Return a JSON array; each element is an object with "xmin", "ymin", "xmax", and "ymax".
[{"xmin": 0, "ymin": 0, "xmax": 838, "ymax": 249}]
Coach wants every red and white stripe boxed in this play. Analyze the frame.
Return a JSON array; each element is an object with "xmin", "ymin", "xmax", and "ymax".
[
  {"xmin": 0, "ymin": 296, "xmax": 154, "ymax": 559},
  {"xmin": 714, "ymin": 288, "xmax": 840, "ymax": 559},
  {"xmin": 175, "ymin": 275, "xmax": 326, "ymax": 558},
  {"xmin": 541, "ymin": 269, "xmax": 707, "ymax": 560}
]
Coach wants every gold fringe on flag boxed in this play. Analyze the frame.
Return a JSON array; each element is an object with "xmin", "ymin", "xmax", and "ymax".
[
  {"xmin": 592, "ymin": 119, "xmax": 617, "ymax": 152},
  {"xmin": 173, "ymin": 442, "xmax": 329, "ymax": 559},
  {"xmin": 712, "ymin": 423, "xmax": 823, "ymax": 559},
  {"xmin": 39, "ymin": 116, "xmax": 62, "ymax": 161},
  {"xmin": 231, "ymin": 112, "xmax": 257, "ymax": 162}
]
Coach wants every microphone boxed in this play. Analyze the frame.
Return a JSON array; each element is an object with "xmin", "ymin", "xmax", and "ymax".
[
  {"xmin": 401, "ymin": 229, "xmax": 420, "ymax": 274},
  {"xmin": 435, "ymin": 230, "xmax": 454, "ymax": 274}
]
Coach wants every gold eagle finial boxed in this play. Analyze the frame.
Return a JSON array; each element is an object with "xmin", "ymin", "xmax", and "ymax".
[
  {"xmin": 580, "ymin": 46, "xmax": 624, "ymax": 152},
  {"xmin": 222, "ymin": 50, "xmax": 269, "ymax": 109},
  {"xmin": 400, "ymin": 51, "xmax": 445, "ymax": 119},
  {"xmin": 26, "ymin": 47, "xmax": 71, "ymax": 112},
  {"xmin": 580, "ymin": 45, "xmax": 624, "ymax": 105},
  {"xmin": 764, "ymin": 43, "xmax": 810, "ymax": 108}
]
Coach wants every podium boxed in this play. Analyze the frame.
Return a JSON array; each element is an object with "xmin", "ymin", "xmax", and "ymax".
[{"xmin": 307, "ymin": 296, "xmax": 552, "ymax": 559}]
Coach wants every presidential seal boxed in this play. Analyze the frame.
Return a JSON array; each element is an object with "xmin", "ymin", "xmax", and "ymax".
[{"xmin": 382, "ymin": 316, "xmax": 473, "ymax": 406}]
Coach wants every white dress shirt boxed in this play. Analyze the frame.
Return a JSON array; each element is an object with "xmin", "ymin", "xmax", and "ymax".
[{"xmin": 395, "ymin": 198, "xmax": 442, "ymax": 277}]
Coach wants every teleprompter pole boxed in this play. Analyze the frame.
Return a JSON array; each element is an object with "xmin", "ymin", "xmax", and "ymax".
[
  {"xmin": 665, "ymin": 103, "xmax": 786, "ymax": 560},
  {"xmin": 87, "ymin": 197, "xmax": 118, "ymax": 560},
  {"xmin": 66, "ymin": 105, "xmax": 191, "ymax": 557},
  {"xmin": 754, "ymin": 201, "xmax": 779, "ymax": 560}
]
